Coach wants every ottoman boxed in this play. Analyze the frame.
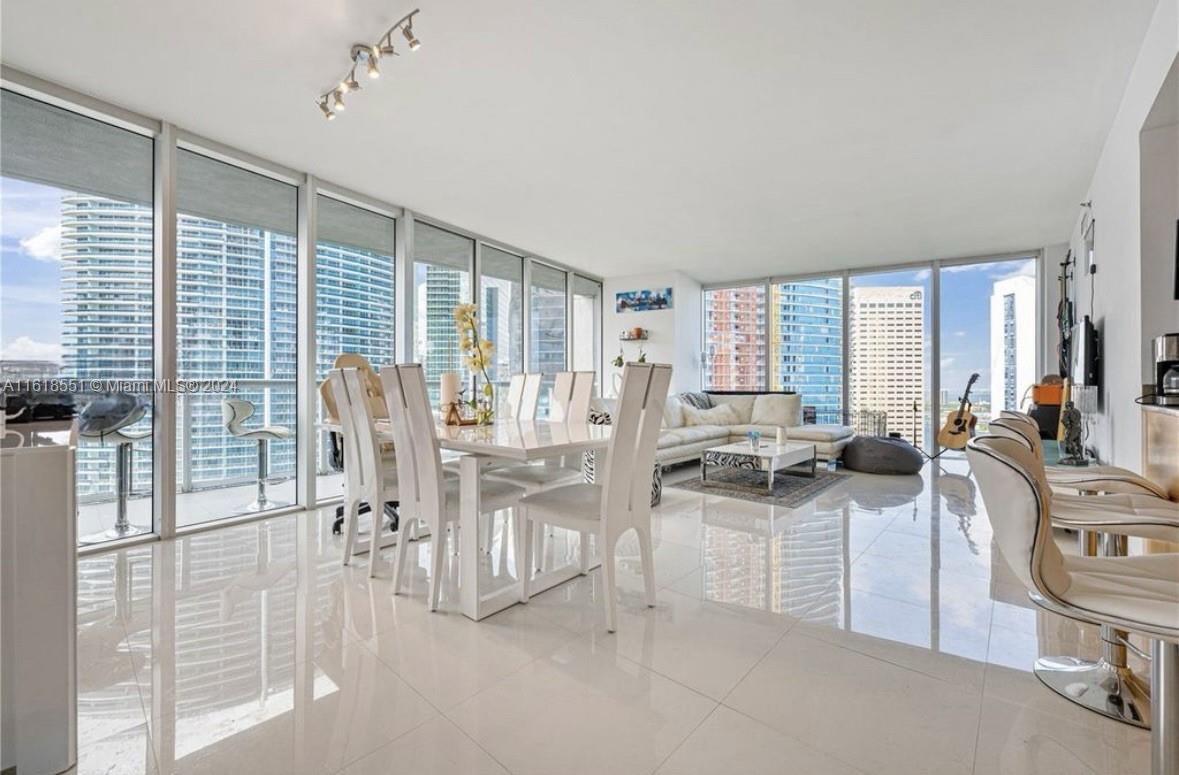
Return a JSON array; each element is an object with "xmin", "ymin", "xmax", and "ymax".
[{"xmin": 843, "ymin": 435, "xmax": 924, "ymax": 475}]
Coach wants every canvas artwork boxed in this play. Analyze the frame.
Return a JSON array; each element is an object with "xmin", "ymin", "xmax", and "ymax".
[{"xmin": 616, "ymin": 287, "xmax": 673, "ymax": 313}]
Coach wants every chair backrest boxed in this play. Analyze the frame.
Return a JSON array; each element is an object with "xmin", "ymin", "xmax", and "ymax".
[
  {"xmin": 965, "ymin": 435, "xmax": 1069, "ymax": 597},
  {"xmin": 320, "ymin": 353, "xmax": 387, "ymax": 422},
  {"xmin": 505, "ymin": 374, "xmax": 526, "ymax": 419},
  {"xmin": 380, "ymin": 364, "xmax": 446, "ymax": 521},
  {"xmin": 990, "ymin": 417, "xmax": 1044, "ymax": 461},
  {"xmin": 568, "ymin": 371, "xmax": 595, "ymax": 424},
  {"xmin": 599, "ymin": 363, "xmax": 672, "ymax": 537},
  {"xmin": 222, "ymin": 398, "xmax": 256, "ymax": 436},
  {"xmin": 329, "ymin": 369, "xmax": 384, "ymax": 500},
  {"xmin": 548, "ymin": 371, "xmax": 594, "ymax": 422},
  {"xmin": 518, "ymin": 373, "xmax": 542, "ymax": 420}
]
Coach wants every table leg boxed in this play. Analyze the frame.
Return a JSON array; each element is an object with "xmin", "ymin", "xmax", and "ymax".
[
  {"xmin": 459, "ymin": 455, "xmax": 482, "ymax": 620},
  {"xmin": 700, "ymin": 455, "xmax": 707, "ymax": 483},
  {"xmin": 767, "ymin": 468, "xmax": 774, "ymax": 493},
  {"xmin": 811, "ymin": 455, "xmax": 817, "ymax": 478}
]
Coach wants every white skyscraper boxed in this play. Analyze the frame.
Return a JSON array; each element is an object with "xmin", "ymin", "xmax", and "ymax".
[
  {"xmin": 988, "ymin": 273, "xmax": 1036, "ymax": 414},
  {"xmin": 848, "ymin": 286, "xmax": 926, "ymax": 444}
]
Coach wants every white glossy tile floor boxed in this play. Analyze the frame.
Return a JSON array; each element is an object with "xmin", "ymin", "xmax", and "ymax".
[{"xmin": 76, "ymin": 457, "xmax": 1153, "ymax": 775}]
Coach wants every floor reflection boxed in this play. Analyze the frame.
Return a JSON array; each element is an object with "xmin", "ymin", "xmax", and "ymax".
[{"xmin": 74, "ymin": 457, "xmax": 1149, "ymax": 775}]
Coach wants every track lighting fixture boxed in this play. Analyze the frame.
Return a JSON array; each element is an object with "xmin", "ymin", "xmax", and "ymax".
[
  {"xmin": 402, "ymin": 18, "xmax": 421, "ymax": 51},
  {"xmin": 317, "ymin": 9, "xmax": 420, "ymax": 120}
]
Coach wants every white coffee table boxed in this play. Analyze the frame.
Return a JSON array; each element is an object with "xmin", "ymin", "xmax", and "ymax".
[{"xmin": 701, "ymin": 440, "xmax": 818, "ymax": 493}]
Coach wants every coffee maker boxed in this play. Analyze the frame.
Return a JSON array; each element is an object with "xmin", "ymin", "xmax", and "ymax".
[{"xmin": 1153, "ymin": 333, "xmax": 1179, "ymax": 405}]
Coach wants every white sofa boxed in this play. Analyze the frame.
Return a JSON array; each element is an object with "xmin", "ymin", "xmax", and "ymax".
[{"xmin": 654, "ymin": 392, "xmax": 854, "ymax": 465}]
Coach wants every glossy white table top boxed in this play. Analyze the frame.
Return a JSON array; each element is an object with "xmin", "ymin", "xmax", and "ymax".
[{"xmin": 321, "ymin": 418, "xmax": 611, "ymax": 462}]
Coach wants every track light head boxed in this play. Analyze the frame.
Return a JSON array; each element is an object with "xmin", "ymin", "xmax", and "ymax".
[
  {"xmin": 401, "ymin": 21, "xmax": 420, "ymax": 50},
  {"xmin": 343, "ymin": 72, "xmax": 361, "ymax": 92},
  {"xmin": 366, "ymin": 55, "xmax": 381, "ymax": 78},
  {"xmin": 318, "ymin": 99, "xmax": 335, "ymax": 120},
  {"xmin": 378, "ymin": 36, "xmax": 398, "ymax": 57},
  {"xmin": 332, "ymin": 90, "xmax": 346, "ymax": 111}
]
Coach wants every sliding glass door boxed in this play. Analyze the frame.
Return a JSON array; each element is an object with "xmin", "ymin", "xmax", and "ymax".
[
  {"xmin": 175, "ymin": 150, "xmax": 298, "ymax": 527},
  {"xmin": 1, "ymin": 89, "xmax": 155, "ymax": 546},
  {"xmin": 413, "ymin": 222, "xmax": 473, "ymax": 404},
  {"xmin": 703, "ymin": 284, "xmax": 767, "ymax": 391},
  {"xmin": 314, "ymin": 196, "xmax": 396, "ymax": 501},
  {"xmin": 848, "ymin": 269, "xmax": 932, "ymax": 448},
  {"xmin": 529, "ymin": 262, "xmax": 567, "ymax": 415},
  {"xmin": 770, "ymin": 278, "xmax": 843, "ymax": 421},
  {"xmin": 572, "ymin": 275, "xmax": 603, "ymax": 391},
  {"xmin": 479, "ymin": 245, "xmax": 524, "ymax": 399},
  {"xmin": 938, "ymin": 257, "xmax": 1037, "ymax": 435}
]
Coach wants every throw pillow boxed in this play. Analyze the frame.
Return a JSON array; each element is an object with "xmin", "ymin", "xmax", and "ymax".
[
  {"xmin": 678, "ymin": 391, "xmax": 714, "ymax": 410},
  {"xmin": 682, "ymin": 403, "xmax": 740, "ymax": 427},
  {"xmin": 662, "ymin": 395, "xmax": 685, "ymax": 428},
  {"xmin": 751, "ymin": 394, "xmax": 802, "ymax": 427}
]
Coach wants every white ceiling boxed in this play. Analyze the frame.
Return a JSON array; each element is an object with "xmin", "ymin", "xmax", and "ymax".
[{"xmin": 0, "ymin": 0, "xmax": 1160, "ymax": 282}]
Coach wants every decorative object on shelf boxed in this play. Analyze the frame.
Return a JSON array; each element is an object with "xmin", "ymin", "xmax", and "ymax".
[
  {"xmin": 611, "ymin": 343, "xmax": 646, "ymax": 368},
  {"xmin": 454, "ymin": 303, "xmax": 495, "ymax": 424},
  {"xmin": 1057, "ymin": 400, "xmax": 1087, "ymax": 465},
  {"xmin": 316, "ymin": 8, "xmax": 421, "ymax": 120},
  {"xmin": 615, "ymin": 287, "xmax": 673, "ymax": 313},
  {"xmin": 618, "ymin": 327, "xmax": 648, "ymax": 341}
]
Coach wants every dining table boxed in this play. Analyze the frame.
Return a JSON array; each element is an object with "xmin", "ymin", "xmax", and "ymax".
[{"xmin": 322, "ymin": 417, "xmax": 612, "ymax": 620}]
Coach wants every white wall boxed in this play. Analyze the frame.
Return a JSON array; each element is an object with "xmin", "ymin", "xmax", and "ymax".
[
  {"xmin": 1140, "ymin": 121, "xmax": 1179, "ymax": 378},
  {"xmin": 1069, "ymin": 0, "xmax": 1178, "ymax": 466},
  {"xmin": 603, "ymin": 271, "xmax": 701, "ymax": 395}
]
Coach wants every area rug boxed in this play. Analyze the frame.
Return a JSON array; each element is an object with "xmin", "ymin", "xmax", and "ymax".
[{"xmin": 669, "ymin": 466, "xmax": 851, "ymax": 507}]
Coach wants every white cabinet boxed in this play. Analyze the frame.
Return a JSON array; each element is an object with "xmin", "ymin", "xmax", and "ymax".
[{"xmin": 1, "ymin": 421, "xmax": 78, "ymax": 775}]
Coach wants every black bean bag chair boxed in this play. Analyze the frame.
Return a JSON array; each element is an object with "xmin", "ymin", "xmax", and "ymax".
[{"xmin": 843, "ymin": 435, "xmax": 924, "ymax": 475}]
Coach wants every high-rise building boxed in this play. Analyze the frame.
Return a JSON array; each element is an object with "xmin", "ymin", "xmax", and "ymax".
[
  {"xmin": 848, "ymin": 285, "xmax": 926, "ymax": 444},
  {"xmin": 769, "ymin": 279, "xmax": 843, "ymax": 419},
  {"xmin": 415, "ymin": 262, "xmax": 468, "ymax": 402},
  {"xmin": 49, "ymin": 192, "xmax": 397, "ymax": 501},
  {"xmin": 988, "ymin": 274, "xmax": 1036, "ymax": 414},
  {"xmin": 703, "ymin": 286, "xmax": 767, "ymax": 390}
]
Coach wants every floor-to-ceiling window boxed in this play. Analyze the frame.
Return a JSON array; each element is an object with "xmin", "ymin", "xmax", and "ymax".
[
  {"xmin": 314, "ymin": 196, "xmax": 396, "ymax": 501},
  {"xmin": 770, "ymin": 277, "xmax": 843, "ymax": 421},
  {"xmin": 703, "ymin": 284, "xmax": 767, "ymax": 391},
  {"xmin": 572, "ymin": 275, "xmax": 603, "ymax": 391},
  {"xmin": 175, "ymin": 149, "xmax": 298, "ymax": 527},
  {"xmin": 0, "ymin": 89, "xmax": 155, "ymax": 546},
  {"xmin": 938, "ymin": 257, "xmax": 1037, "ymax": 435},
  {"xmin": 413, "ymin": 222, "xmax": 473, "ymax": 404},
  {"xmin": 848, "ymin": 268, "xmax": 932, "ymax": 448},
  {"xmin": 478, "ymin": 245, "xmax": 524, "ymax": 400},
  {"xmin": 529, "ymin": 262, "xmax": 567, "ymax": 415}
]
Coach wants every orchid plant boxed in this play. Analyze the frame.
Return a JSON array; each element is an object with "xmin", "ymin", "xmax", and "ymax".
[{"xmin": 453, "ymin": 303, "xmax": 496, "ymax": 424}]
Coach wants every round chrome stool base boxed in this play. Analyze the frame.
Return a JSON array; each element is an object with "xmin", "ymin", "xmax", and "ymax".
[
  {"xmin": 81, "ymin": 522, "xmax": 150, "ymax": 545},
  {"xmin": 1035, "ymin": 655, "xmax": 1151, "ymax": 728}
]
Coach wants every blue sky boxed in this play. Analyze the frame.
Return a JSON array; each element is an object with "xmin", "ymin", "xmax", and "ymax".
[
  {"xmin": 1, "ymin": 177, "xmax": 64, "ymax": 361},
  {"xmin": 851, "ymin": 259, "xmax": 1037, "ymax": 399}
]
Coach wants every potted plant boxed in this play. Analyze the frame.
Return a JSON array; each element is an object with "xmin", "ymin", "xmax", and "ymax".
[{"xmin": 453, "ymin": 303, "xmax": 496, "ymax": 424}]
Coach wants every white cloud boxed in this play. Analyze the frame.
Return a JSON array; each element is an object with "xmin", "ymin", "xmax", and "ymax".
[
  {"xmin": 1, "ymin": 336, "xmax": 62, "ymax": 362},
  {"xmin": 954, "ymin": 330, "xmax": 967, "ymax": 337},
  {"xmin": 19, "ymin": 225, "xmax": 63, "ymax": 262}
]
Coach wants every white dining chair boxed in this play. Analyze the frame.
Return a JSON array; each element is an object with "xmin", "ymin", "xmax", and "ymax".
[
  {"xmin": 487, "ymin": 370, "xmax": 596, "ymax": 567},
  {"xmin": 380, "ymin": 363, "xmax": 526, "ymax": 611},
  {"xmin": 518, "ymin": 362, "xmax": 671, "ymax": 632},
  {"xmin": 517, "ymin": 373, "xmax": 542, "ymax": 420},
  {"xmin": 504, "ymin": 373, "xmax": 526, "ymax": 420},
  {"xmin": 330, "ymin": 368, "xmax": 400, "ymax": 579}
]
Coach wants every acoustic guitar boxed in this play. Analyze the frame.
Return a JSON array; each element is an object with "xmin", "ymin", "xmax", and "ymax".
[{"xmin": 936, "ymin": 373, "xmax": 980, "ymax": 450}]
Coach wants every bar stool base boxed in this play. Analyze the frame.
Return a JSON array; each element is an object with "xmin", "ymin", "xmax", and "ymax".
[{"xmin": 1035, "ymin": 654, "xmax": 1151, "ymax": 728}]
